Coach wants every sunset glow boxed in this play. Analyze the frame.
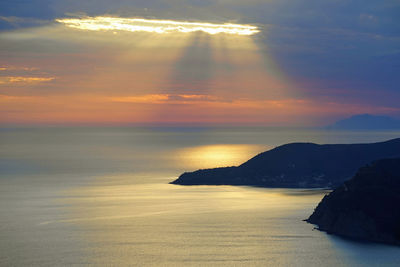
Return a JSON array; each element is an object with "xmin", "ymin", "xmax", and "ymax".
[{"xmin": 0, "ymin": 3, "xmax": 398, "ymax": 126}]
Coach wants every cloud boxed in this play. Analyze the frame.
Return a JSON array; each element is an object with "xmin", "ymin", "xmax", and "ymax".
[
  {"xmin": 0, "ymin": 66, "xmax": 55, "ymax": 85},
  {"xmin": 0, "ymin": 76, "xmax": 55, "ymax": 84},
  {"xmin": 56, "ymin": 16, "xmax": 259, "ymax": 35},
  {"xmin": 0, "ymin": 66, "xmax": 38, "ymax": 71},
  {"xmin": 110, "ymin": 94, "xmax": 219, "ymax": 104},
  {"xmin": 110, "ymin": 94, "xmax": 169, "ymax": 104}
]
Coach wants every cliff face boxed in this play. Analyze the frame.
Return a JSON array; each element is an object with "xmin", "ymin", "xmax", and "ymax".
[
  {"xmin": 307, "ymin": 158, "xmax": 400, "ymax": 246},
  {"xmin": 171, "ymin": 138, "xmax": 400, "ymax": 188}
]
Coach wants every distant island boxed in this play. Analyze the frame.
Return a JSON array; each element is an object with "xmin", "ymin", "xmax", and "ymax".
[
  {"xmin": 171, "ymin": 138, "xmax": 400, "ymax": 188},
  {"xmin": 328, "ymin": 114, "xmax": 400, "ymax": 130},
  {"xmin": 307, "ymin": 158, "xmax": 400, "ymax": 246}
]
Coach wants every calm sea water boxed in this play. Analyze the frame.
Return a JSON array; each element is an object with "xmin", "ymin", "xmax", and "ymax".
[{"xmin": 1, "ymin": 127, "xmax": 400, "ymax": 266}]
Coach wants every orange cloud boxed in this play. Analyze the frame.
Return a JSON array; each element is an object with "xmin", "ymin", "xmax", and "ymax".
[
  {"xmin": 110, "ymin": 94, "xmax": 220, "ymax": 104},
  {"xmin": 110, "ymin": 94, "xmax": 169, "ymax": 104},
  {"xmin": 0, "ymin": 66, "xmax": 38, "ymax": 71},
  {"xmin": 0, "ymin": 76, "xmax": 55, "ymax": 84}
]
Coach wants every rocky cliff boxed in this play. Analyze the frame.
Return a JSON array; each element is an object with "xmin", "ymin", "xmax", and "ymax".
[{"xmin": 307, "ymin": 158, "xmax": 400, "ymax": 246}]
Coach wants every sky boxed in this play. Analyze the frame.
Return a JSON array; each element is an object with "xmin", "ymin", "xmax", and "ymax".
[{"xmin": 0, "ymin": 0, "xmax": 399, "ymax": 126}]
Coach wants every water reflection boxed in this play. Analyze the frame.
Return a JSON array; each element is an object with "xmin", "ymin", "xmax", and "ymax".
[
  {"xmin": 59, "ymin": 177, "xmax": 331, "ymax": 266},
  {"xmin": 2, "ymin": 127, "xmax": 400, "ymax": 266},
  {"xmin": 175, "ymin": 144, "xmax": 266, "ymax": 169},
  {"xmin": 327, "ymin": 234, "xmax": 400, "ymax": 266}
]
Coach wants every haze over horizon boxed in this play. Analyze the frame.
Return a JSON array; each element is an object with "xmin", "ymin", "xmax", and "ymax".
[{"xmin": 1, "ymin": 0, "xmax": 399, "ymax": 126}]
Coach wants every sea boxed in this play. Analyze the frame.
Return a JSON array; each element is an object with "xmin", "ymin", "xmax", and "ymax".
[{"xmin": 1, "ymin": 127, "xmax": 400, "ymax": 266}]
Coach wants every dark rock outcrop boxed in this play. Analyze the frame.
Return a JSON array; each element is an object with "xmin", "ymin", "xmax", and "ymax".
[
  {"xmin": 171, "ymin": 138, "xmax": 400, "ymax": 188},
  {"xmin": 307, "ymin": 158, "xmax": 400, "ymax": 246}
]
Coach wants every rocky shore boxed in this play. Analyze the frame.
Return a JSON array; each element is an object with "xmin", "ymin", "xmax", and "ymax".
[{"xmin": 307, "ymin": 158, "xmax": 400, "ymax": 246}]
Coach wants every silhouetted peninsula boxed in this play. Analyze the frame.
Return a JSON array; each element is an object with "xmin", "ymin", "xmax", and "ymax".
[
  {"xmin": 307, "ymin": 158, "xmax": 400, "ymax": 246},
  {"xmin": 328, "ymin": 114, "xmax": 400, "ymax": 130},
  {"xmin": 171, "ymin": 138, "xmax": 400, "ymax": 188}
]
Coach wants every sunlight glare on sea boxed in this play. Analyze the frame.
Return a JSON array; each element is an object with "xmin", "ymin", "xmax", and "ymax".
[{"xmin": 1, "ymin": 127, "xmax": 400, "ymax": 266}]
